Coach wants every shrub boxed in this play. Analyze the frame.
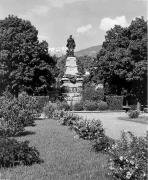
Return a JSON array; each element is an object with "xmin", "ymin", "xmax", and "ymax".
[
  {"xmin": 82, "ymin": 85, "xmax": 104, "ymax": 102},
  {"xmin": 58, "ymin": 101, "xmax": 70, "ymax": 111},
  {"xmin": 0, "ymin": 98, "xmax": 24, "ymax": 136},
  {"xmin": 106, "ymin": 96, "xmax": 123, "ymax": 110},
  {"xmin": 34, "ymin": 96, "xmax": 50, "ymax": 113},
  {"xmin": 84, "ymin": 101, "xmax": 98, "ymax": 111},
  {"xmin": 58, "ymin": 111, "xmax": 80, "ymax": 126},
  {"xmin": 18, "ymin": 92, "xmax": 39, "ymax": 114},
  {"xmin": 73, "ymin": 101, "xmax": 84, "ymax": 111},
  {"xmin": 43, "ymin": 102, "xmax": 58, "ymax": 118},
  {"xmin": 72, "ymin": 118, "xmax": 105, "ymax": 140},
  {"xmin": 128, "ymin": 110, "xmax": 140, "ymax": 119},
  {"xmin": 0, "ymin": 137, "xmax": 41, "ymax": 168},
  {"xmin": 98, "ymin": 101, "xmax": 108, "ymax": 111},
  {"xmin": 0, "ymin": 93, "xmax": 37, "ymax": 136},
  {"xmin": 92, "ymin": 136, "xmax": 114, "ymax": 152},
  {"xmin": 129, "ymin": 105, "xmax": 137, "ymax": 110},
  {"xmin": 108, "ymin": 131, "xmax": 147, "ymax": 180},
  {"xmin": 17, "ymin": 92, "xmax": 37, "ymax": 127}
]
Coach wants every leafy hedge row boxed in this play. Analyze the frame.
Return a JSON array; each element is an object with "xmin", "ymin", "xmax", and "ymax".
[
  {"xmin": 0, "ymin": 92, "xmax": 43, "ymax": 168},
  {"xmin": 72, "ymin": 96, "xmax": 123, "ymax": 111},
  {"xmin": 73, "ymin": 101, "xmax": 108, "ymax": 111},
  {"xmin": 0, "ymin": 92, "xmax": 39, "ymax": 136}
]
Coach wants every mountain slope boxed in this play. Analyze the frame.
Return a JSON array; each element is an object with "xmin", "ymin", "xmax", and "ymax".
[{"xmin": 75, "ymin": 45, "xmax": 101, "ymax": 57}]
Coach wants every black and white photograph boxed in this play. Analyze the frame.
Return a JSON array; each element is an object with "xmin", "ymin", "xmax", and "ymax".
[{"xmin": 0, "ymin": 0, "xmax": 147, "ymax": 179}]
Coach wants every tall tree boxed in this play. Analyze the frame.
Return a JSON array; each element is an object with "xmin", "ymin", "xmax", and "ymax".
[
  {"xmin": 93, "ymin": 17, "xmax": 147, "ymax": 105},
  {"xmin": 0, "ymin": 15, "xmax": 57, "ymax": 95}
]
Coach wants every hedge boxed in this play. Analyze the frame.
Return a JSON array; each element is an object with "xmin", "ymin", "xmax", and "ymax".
[
  {"xmin": 34, "ymin": 96, "xmax": 50, "ymax": 113},
  {"xmin": 106, "ymin": 96, "xmax": 123, "ymax": 110}
]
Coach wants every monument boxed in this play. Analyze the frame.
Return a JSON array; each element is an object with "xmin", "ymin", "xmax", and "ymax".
[{"xmin": 61, "ymin": 35, "xmax": 83, "ymax": 105}]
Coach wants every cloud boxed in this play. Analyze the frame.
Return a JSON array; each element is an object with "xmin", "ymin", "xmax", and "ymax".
[
  {"xmin": 99, "ymin": 16, "xmax": 129, "ymax": 31},
  {"xmin": 48, "ymin": 47, "xmax": 67, "ymax": 56},
  {"xmin": 0, "ymin": 6, "xmax": 8, "ymax": 19},
  {"xmin": 47, "ymin": 0, "xmax": 88, "ymax": 8},
  {"xmin": 31, "ymin": 5, "xmax": 49, "ymax": 16},
  {"xmin": 77, "ymin": 24, "xmax": 92, "ymax": 34},
  {"xmin": 133, "ymin": 0, "xmax": 147, "ymax": 2},
  {"xmin": 20, "ymin": 5, "xmax": 49, "ymax": 20}
]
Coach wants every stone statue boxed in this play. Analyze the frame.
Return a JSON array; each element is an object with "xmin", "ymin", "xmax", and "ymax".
[{"xmin": 66, "ymin": 35, "xmax": 76, "ymax": 56}]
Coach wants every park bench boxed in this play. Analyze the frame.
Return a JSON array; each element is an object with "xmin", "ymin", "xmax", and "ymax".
[
  {"xmin": 122, "ymin": 106, "xmax": 131, "ymax": 112},
  {"xmin": 143, "ymin": 105, "xmax": 148, "ymax": 113}
]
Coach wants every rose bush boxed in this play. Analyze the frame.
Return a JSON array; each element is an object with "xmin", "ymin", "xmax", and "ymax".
[{"xmin": 108, "ymin": 131, "xmax": 148, "ymax": 180}]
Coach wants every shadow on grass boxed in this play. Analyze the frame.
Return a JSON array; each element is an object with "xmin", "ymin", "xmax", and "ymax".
[
  {"xmin": 15, "ymin": 130, "xmax": 36, "ymax": 137},
  {"xmin": 118, "ymin": 116, "xmax": 148, "ymax": 124}
]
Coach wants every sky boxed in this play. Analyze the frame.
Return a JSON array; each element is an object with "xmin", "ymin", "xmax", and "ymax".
[{"xmin": 0, "ymin": 0, "xmax": 147, "ymax": 53}]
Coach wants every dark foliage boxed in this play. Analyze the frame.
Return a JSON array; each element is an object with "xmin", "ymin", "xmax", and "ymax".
[
  {"xmin": 92, "ymin": 136, "xmax": 115, "ymax": 152},
  {"xmin": 128, "ymin": 110, "xmax": 140, "ymax": 118},
  {"xmin": 106, "ymin": 96, "xmax": 123, "ymax": 110},
  {"xmin": 73, "ymin": 101, "xmax": 84, "ymax": 111},
  {"xmin": 97, "ymin": 101, "xmax": 108, "ymax": 111},
  {"xmin": 82, "ymin": 84, "xmax": 104, "ymax": 102},
  {"xmin": 58, "ymin": 101, "xmax": 71, "ymax": 111},
  {"xmin": 93, "ymin": 17, "xmax": 147, "ymax": 105},
  {"xmin": 0, "ymin": 137, "xmax": 41, "ymax": 168},
  {"xmin": 0, "ymin": 15, "xmax": 57, "ymax": 96},
  {"xmin": 84, "ymin": 101, "xmax": 98, "ymax": 111}
]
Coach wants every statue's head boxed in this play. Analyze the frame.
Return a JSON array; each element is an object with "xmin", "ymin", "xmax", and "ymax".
[{"xmin": 70, "ymin": 35, "xmax": 72, "ymax": 38}]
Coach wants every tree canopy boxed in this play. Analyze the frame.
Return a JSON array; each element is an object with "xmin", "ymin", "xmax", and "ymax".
[
  {"xmin": 0, "ymin": 15, "xmax": 57, "ymax": 96},
  {"xmin": 92, "ymin": 17, "xmax": 147, "ymax": 105}
]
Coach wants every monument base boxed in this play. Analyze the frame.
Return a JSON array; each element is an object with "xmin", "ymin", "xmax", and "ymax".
[{"xmin": 61, "ymin": 56, "xmax": 83, "ymax": 105}]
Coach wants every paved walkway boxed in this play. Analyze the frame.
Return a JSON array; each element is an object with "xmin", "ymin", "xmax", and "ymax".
[{"xmin": 74, "ymin": 112, "xmax": 147, "ymax": 139}]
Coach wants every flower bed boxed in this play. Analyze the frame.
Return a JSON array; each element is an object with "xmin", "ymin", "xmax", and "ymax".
[{"xmin": 108, "ymin": 131, "xmax": 147, "ymax": 180}]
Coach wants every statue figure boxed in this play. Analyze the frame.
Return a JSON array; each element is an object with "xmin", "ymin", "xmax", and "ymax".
[{"xmin": 66, "ymin": 35, "xmax": 76, "ymax": 56}]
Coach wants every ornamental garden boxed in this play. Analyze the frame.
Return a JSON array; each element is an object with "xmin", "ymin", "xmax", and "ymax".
[{"xmin": 0, "ymin": 15, "xmax": 147, "ymax": 180}]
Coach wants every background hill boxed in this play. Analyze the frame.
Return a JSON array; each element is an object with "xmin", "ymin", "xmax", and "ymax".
[{"xmin": 75, "ymin": 45, "xmax": 102, "ymax": 57}]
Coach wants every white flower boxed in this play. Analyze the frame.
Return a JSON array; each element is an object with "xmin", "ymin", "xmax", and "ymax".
[
  {"xmin": 119, "ymin": 167, "xmax": 123, "ymax": 171},
  {"xmin": 74, "ymin": 135, "xmax": 79, "ymax": 139},
  {"xmin": 119, "ymin": 156, "xmax": 123, "ymax": 161},
  {"xmin": 109, "ymin": 162, "xmax": 114, "ymax": 170},
  {"xmin": 126, "ymin": 159, "xmax": 129, "ymax": 163},
  {"xmin": 126, "ymin": 171, "xmax": 132, "ymax": 179},
  {"xmin": 130, "ymin": 160, "xmax": 134, "ymax": 165}
]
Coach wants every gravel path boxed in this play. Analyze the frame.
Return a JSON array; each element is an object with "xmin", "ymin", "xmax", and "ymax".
[{"xmin": 74, "ymin": 112, "xmax": 147, "ymax": 139}]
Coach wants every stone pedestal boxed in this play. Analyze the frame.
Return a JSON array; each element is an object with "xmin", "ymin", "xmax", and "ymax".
[{"xmin": 61, "ymin": 56, "xmax": 83, "ymax": 105}]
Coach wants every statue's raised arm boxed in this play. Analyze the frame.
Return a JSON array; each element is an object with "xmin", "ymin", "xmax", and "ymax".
[{"xmin": 66, "ymin": 35, "xmax": 76, "ymax": 57}]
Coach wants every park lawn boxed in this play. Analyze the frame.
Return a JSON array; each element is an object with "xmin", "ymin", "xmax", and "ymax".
[{"xmin": 1, "ymin": 118, "xmax": 112, "ymax": 180}]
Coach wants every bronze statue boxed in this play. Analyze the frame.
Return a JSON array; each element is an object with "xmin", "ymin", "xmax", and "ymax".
[{"xmin": 66, "ymin": 35, "xmax": 76, "ymax": 56}]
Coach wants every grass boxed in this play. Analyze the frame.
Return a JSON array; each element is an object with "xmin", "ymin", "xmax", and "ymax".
[
  {"xmin": 0, "ymin": 118, "xmax": 112, "ymax": 180},
  {"xmin": 118, "ymin": 115, "xmax": 148, "ymax": 124}
]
